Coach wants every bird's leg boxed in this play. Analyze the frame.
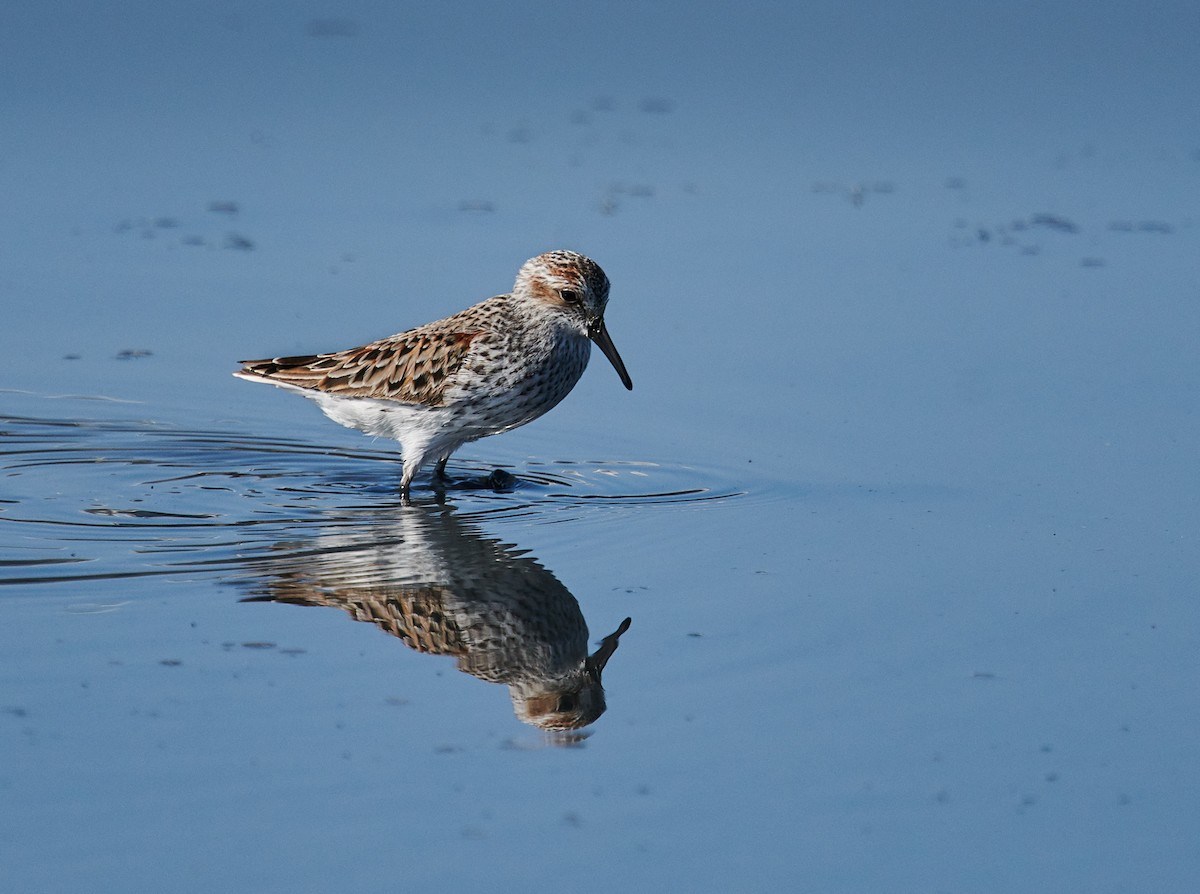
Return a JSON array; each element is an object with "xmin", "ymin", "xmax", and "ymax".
[
  {"xmin": 427, "ymin": 456, "xmax": 453, "ymax": 500},
  {"xmin": 399, "ymin": 459, "xmax": 416, "ymax": 503}
]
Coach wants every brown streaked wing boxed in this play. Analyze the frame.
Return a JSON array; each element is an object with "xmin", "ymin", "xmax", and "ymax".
[
  {"xmin": 238, "ymin": 327, "xmax": 482, "ymax": 406},
  {"xmin": 243, "ymin": 583, "xmax": 466, "ymax": 657}
]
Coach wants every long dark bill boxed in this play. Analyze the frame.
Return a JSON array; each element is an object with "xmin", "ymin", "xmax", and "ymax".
[
  {"xmin": 584, "ymin": 617, "xmax": 633, "ymax": 682},
  {"xmin": 588, "ymin": 318, "xmax": 633, "ymax": 390}
]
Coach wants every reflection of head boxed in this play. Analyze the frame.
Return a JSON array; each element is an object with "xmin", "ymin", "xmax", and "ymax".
[
  {"xmin": 516, "ymin": 687, "xmax": 607, "ymax": 731},
  {"xmin": 511, "ymin": 617, "xmax": 630, "ymax": 730}
]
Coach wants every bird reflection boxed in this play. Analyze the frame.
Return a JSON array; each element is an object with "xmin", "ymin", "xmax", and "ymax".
[{"xmin": 241, "ymin": 504, "xmax": 631, "ymax": 733}]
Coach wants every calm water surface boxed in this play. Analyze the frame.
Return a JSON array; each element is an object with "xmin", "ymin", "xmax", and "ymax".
[{"xmin": 3, "ymin": 3, "xmax": 1200, "ymax": 892}]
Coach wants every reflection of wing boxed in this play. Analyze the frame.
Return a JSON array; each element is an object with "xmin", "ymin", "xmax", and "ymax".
[
  {"xmin": 234, "ymin": 297, "xmax": 511, "ymax": 405},
  {"xmin": 242, "ymin": 505, "xmax": 630, "ymax": 731},
  {"xmin": 259, "ymin": 581, "xmax": 470, "ymax": 659}
]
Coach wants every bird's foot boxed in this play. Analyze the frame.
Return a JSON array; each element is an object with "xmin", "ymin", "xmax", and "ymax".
[
  {"xmin": 408, "ymin": 464, "xmax": 517, "ymax": 496},
  {"xmin": 441, "ymin": 468, "xmax": 517, "ymax": 492},
  {"xmin": 484, "ymin": 468, "xmax": 517, "ymax": 491}
]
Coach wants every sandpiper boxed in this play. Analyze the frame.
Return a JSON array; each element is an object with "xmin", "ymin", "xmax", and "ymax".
[{"xmin": 234, "ymin": 250, "xmax": 632, "ymax": 495}]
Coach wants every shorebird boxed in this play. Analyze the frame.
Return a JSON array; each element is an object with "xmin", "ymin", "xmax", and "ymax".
[{"xmin": 234, "ymin": 250, "xmax": 631, "ymax": 495}]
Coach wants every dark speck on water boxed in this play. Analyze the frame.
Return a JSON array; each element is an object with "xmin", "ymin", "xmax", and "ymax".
[
  {"xmin": 1030, "ymin": 213, "xmax": 1080, "ymax": 233},
  {"xmin": 224, "ymin": 233, "xmax": 255, "ymax": 251},
  {"xmin": 638, "ymin": 97, "xmax": 675, "ymax": 114}
]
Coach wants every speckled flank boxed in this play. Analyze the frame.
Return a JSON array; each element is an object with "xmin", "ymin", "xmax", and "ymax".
[{"xmin": 234, "ymin": 250, "xmax": 631, "ymax": 494}]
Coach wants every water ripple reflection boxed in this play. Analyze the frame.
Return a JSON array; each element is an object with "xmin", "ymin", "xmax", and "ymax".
[{"xmin": 0, "ymin": 414, "xmax": 742, "ymax": 585}]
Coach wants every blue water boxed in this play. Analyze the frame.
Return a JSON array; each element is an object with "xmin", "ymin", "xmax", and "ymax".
[{"xmin": 3, "ymin": 2, "xmax": 1199, "ymax": 891}]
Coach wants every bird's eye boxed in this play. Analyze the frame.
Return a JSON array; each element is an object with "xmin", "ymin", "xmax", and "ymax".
[{"xmin": 560, "ymin": 289, "xmax": 581, "ymax": 305}]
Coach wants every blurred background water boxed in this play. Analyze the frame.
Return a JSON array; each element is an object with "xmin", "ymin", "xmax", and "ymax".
[{"xmin": 2, "ymin": 2, "xmax": 1199, "ymax": 891}]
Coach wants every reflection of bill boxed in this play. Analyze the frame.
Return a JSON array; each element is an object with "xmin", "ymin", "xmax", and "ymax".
[{"xmin": 242, "ymin": 505, "xmax": 631, "ymax": 732}]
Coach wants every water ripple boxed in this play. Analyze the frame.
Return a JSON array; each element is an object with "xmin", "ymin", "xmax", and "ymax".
[{"xmin": 0, "ymin": 414, "xmax": 743, "ymax": 586}]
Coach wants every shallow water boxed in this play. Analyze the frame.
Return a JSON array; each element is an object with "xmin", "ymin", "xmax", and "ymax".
[
  {"xmin": 4, "ymin": 3, "xmax": 1200, "ymax": 892},
  {"xmin": 0, "ymin": 413, "xmax": 742, "ymax": 587}
]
